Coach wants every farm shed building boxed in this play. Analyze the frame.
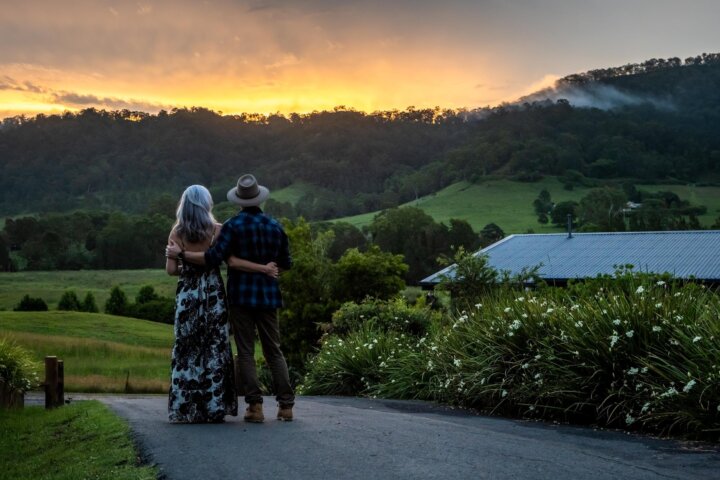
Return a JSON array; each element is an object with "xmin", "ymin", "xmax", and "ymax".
[{"xmin": 419, "ymin": 231, "xmax": 720, "ymax": 288}]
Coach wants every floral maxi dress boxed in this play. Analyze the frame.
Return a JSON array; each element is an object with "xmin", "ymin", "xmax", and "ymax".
[{"xmin": 168, "ymin": 263, "xmax": 238, "ymax": 422}]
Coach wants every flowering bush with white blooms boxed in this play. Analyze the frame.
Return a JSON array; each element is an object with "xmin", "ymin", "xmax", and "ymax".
[{"xmin": 301, "ymin": 271, "xmax": 720, "ymax": 439}]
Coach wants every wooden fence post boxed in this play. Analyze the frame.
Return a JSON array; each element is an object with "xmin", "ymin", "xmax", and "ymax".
[{"xmin": 44, "ymin": 356, "xmax": 59, "ymax": 409}]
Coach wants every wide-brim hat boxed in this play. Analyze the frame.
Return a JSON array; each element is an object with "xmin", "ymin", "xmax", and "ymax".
[{"xmin": 227, "ymin": 174, "xmax": 270, "ymax": 206}]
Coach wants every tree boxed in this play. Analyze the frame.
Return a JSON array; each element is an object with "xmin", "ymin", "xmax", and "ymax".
[
  {"xmin": 14, "ymin": 295, "xmax": 48, "ymax": 311},
  {"xmin": 57, "ymin": 290, "xmax": 81, "ymax": 311},
  {"xmin": 0, "ymin": 236, "xmax": 12, "ymax": 271},
  {"xmin": 551, "ymin": 201, "xmax": 579, "ymax": 227},
  {"xmin": 81, "ymin": 292, "xmax": 99, "ymax": 313},
  {"xmin": 368, "ymin": 207, "xmax": 449, "ymax": 282},
  {"xmin": 136, "ymin": 285, "xmax": 159, "ymax": 304},
  {"xmin": 533, "ymin": 189, "xmax": 553, "ymax": 224},
  {"xmin": 105, "ymin": 286, "xmax": 129, "ymax": 316},
  {"xmin": 578, "ymin": 187, "xmax": 627, "ymax": 232},
  {"xmin": 448, "ymin": 219, "xmax": 480, "ymax": 251},
  {"xmin": 333, "ymin": 246, "xmax": 408, "ymax": 303},
  {"xmin": 278, "ymin": 218, "xmax": 338, "ymax": 369},
  {"xmin": 479, "ymin": 223, "xmax": 505, "ymax": 247}
]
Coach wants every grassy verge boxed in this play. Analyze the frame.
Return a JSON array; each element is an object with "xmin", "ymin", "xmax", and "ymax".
[{"xmin": 0, "ymin": 401, "xmax": 157, "ymax": 480}]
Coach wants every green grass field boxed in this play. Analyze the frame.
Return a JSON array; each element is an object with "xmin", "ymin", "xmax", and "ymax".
[
  {"xmin": 0, "ymin": 311, "xmax": 173, "ymax": 393},
  {"xmin": 0, "ymin": 401, "xmax": 157, "ymax": 480},
  {"xmin": 0, "ymin": 268, "xmax": 177, "ymax": 311},
  {"xmin": 334, "ymin": 178, "xmax": 720, "ymax": 233}
]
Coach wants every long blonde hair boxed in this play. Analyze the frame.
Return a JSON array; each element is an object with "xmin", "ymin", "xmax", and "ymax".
[{"xmin": 173, "ymin": 185, "xmax": 216, "ymax": 243}]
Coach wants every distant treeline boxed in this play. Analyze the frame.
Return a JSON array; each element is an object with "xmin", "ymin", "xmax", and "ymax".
[
  {"xmin": 1, "ymin": 54, "xmax": 720, "ymax": 219},
  {"xmin": 0, "ymin": 207, "xmax": 496, "ymax": 284}
]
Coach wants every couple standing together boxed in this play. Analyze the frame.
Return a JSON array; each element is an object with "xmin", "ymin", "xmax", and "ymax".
[{"xmin": 165, "ymin": 174, "xmax": 294, "ymax": 424}]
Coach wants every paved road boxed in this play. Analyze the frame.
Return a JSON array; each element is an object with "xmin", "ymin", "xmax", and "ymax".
[{"xmin": 75, "ymin": 394, "xmax": 719, "ymax": 480}]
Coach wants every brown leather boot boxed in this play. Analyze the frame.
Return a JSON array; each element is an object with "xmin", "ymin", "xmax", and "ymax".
[
  {"xmin": 244, "ymin": 403, "xmax": 264, "ymax": 423},
  {"xmin": 277, "ymin": 405, "xmax": 293, "ymax": 422}
]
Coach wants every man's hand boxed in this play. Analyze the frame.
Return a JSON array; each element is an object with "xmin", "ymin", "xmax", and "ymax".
[
  {"xmin": 263, "ymin": 262, "xmax": 279, "ymax": 279},
  {"xmin": 166, "ymin": 239, "xmax": 182, "ymax": 259}
]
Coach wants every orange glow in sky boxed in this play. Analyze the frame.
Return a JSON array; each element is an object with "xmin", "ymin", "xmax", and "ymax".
[{"xmin": 1, "ymin": 1, "xmax": 719, "ymax": 119}]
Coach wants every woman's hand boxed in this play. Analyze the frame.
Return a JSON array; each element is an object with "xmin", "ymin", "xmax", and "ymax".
[{"xmin": 166, "ymin": 239, "xmax": 182, "ymax": 259}]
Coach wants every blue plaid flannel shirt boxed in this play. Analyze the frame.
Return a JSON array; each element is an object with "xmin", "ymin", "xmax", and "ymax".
[{"xmin": 204, "ymin": 207, "xmax": 291, "ymax": 308}]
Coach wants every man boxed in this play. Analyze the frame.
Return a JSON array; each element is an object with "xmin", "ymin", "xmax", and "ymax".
[{"xmin": 167, "ymin": 174, "xmax": 295, "ymax": 422}]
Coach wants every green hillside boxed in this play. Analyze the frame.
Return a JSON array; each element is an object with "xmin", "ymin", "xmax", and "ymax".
[
  {"xmin": 335, "ymin": 178, "xmax": 720, "ymax": 233},
  {"xmin": 0, "ymin": 269, "xmax": 177, "ymax": 311},
  {"xmin": 0, "ymin": 311, "xmax": 173, "ymax": 392}
]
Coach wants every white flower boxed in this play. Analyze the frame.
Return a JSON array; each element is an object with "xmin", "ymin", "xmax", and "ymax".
[
  {"xmin": 626, "ymin": 330, "xmax": 634, "ymax": 338},
  {"xmin": 453, "ymin": 358, "xmax": 462, "ymax": 367},
  {"xmin": 546, "ymin": 308, "xmax": 554, "ymax": 314},
  {"xmin": 627, "ymin": 367, "xmax": 639, "ymax": 375},
  {"xmin": 670, "ymin": 338, "xmax": 680, "ymax": 346},
  {"xmin": 570, "ymin": 304, "xmax": 580, "ymax": 311},
  {"xmin": 613, "ymin": 319, "xmax": 621, "ymax": 326},
  {"xmin": 656, "ymin": 280, "xmax": 666, "ymax": 286},
  {"xmin": 521, "ymin": 313, "xmax": 528, "ymax": 319},
  {"xmin": 534, "ymin": 354, "xmax": 542, "ymax": 360},
  {"xmin": 655, "ymin": 303, "xmax": 662, "ymax": 308},
  {"xmin": 693, "ymin": 336, "xmax": 702, "ymax": 343},
  {"xmin": 625, "ymin": 414, "xmax": 636, "ymax": 425},
  {"xmin": 652, "ymin": 326, "xmax": 662, "ymax": 332},
  {"xmin": 431, "ymin": 345, "xmax": 438, "ymax": 352},
  {"xmin": 475, "ymin": 303, "xmax": 482, "ymax": 308},
  {"xmin": 641, "ymin": 402, "xmax": 651, "ymax": 413},
  {"xmin": 660, "ymin": 386, "xmax": 679, "ymax": 398},
  {"xmin": 522, "ymin": 363, "xmax": 529, "ymax": 369},
  {"xmin": 510, "ymin": 320, "xmax": 522, "ymax": 330},
  {"xmin": 517, "ymin": 296, "xmax": 525, "ymax": 302},
  {"xmin": 574, "ymin": 321, "xmax": 584, "ymax": 328},
  {"xmin": 426, "ymin": 360, "xmax": 434, "ymax": 370},
  {"xmin": 683, "ymin": 379, "xmax": 696, "ymax": 393},
  {"xmin": 636, "ymin": 286, "xmax": 644, "ymax": 294},
  {"xmin": 528, "ymin": 405, "xmax": 535, "ymax": 412},
  {"xmin": 379, "ymin": 362, "xmax": 387, "ymax": 368},
  {"xmin": 674, "ymin": 292, "xmax": 682, "ymax": 297},
  {"xmin": 504, "ymin": 307, "xmax": 512, "ymax": 313},
  {"xmin": 610, "ymin": 332, "xmax": 619, "ymax": 348},
  {"xmin": 501, "ymin": 389, "xmax": 508, "ymax": 398}
]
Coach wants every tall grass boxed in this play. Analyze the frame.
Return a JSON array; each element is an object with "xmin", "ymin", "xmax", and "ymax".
[
  {"xmin": 0, "ymin": 337, "xmax": 39, "ymax": 392},
  {"xmin": 0, "ymin": 311, "xmax": 173, "ymax": 393},
  {"xmin": 302, "ymin": 275, "xmax": 720, "ymax": 439}
]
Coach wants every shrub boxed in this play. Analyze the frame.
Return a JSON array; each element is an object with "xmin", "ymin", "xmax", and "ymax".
[
  {"xmin": 127, "ymin": 298, "xmax": 175, "ymax": 324},
  {"xmin": 81, "ymin": 292, "xmax": 99, "ymax": 313},
  {"xmin": 135, "ymin": 285, "xmax": 159, "ymax": 304},
  {"xmin": 57, "ymin": 290, "xmax": 81, "ymax": 311},
  {"xmin": 13, "ymin": 295, "xmax": 48, "ymax": 311},
  {"xmin": 0, "ymin": 338, "xmax": 38, "ymax": 392},
  {"xmin": 301, "ymin": 324, "xmax": 414, "ymax": 396},
  {"xmin": 304, "ymin": 271, "xmax": 720, "ymax": 440},
  {"xmin": 329, "ymin": 297, "xmax": 436, "ymax": 336},
  {"xmin": 104, "ymin": 286, "xmax": 129, "ymax": 316}
]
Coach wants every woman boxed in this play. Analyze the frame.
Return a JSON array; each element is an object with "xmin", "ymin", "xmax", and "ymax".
[{"xmin": 165, "ymin": 185, "xmax": 276, "ymax": 423}]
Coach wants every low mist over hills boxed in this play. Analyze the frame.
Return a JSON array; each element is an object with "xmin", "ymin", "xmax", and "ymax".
[{"xmin": 1, "ymin": 53, "xmax": 720, "ymax": 219}]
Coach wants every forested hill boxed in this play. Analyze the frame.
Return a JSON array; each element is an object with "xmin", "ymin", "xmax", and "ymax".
[{"xmin": 1, "ymin": 53, "xmax": 720, "ymax": 219}]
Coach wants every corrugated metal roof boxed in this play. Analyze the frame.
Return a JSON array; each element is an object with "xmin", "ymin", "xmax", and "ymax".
[{"xmin": 420, "ymin": 230, "xmax": 720, "ymax": 286}]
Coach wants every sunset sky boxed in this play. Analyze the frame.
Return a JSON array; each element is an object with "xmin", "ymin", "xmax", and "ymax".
[{"xmin": 1, "ymin": 0, "xmax": 719, "ymax": 118}]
